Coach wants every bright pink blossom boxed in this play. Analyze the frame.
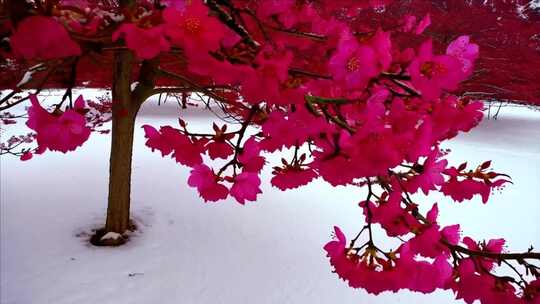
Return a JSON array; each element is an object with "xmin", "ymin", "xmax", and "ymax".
[
  {"xmin": 453, "ymin": 259, "xmax": 521, "ymax": 304},
  {"xmin": 441, "ymin": 166, "xmax": 509, "ymax": 203},
  {"xmin": 430, "ymin": 97, "xmax": 484, "ymax": 140},
  {"xmin": 362, "ymin": 189, "xmax": 420, "ymax": 236},
  {"xmin": 408, "ymin": 39, "xmax": 463, "ymax": 100},
  {"xmin": 328, "ymin": 32, "xmax": 379, "ymax": 91},
  {"xmin": 256, "ymin": 0, "xmax": 295, "ymax": 19},
  {"xmin": 163, "ymin": 1, "xmax": 225, "ymax": 59},
  {"xmin": 206, "ymin": 141, "xmax": 233, "ymax": 160},
  {"xmin": 142, "ymin": 125, "xmax": 204, "ymax": 166},
  {"xmin": 405, "ymin": 148, "xmax": 448, "ymax": 195},
  {"xmin": 462, "ymin": 236, "xmax": 505, "ymax": 271},
  {"xmin": 10, "ymin": 16, "xmax": 81, "ymax": 60},
  {"xmin": 230, "ymin": 172, "xmax": 262, "ymax": 204},
  {"xmin": 415, "ymin": 14, "xmax": 431, "ymax": 35},
  {"xmin": 112, "ymin": 24, "xmax": 170, "ymax": 59},
  {"xmin": 20, "ymin": 151, "xmax": 32, "ymax": 161},
  {"xmin": 261, "ymin": 108, "xmax": 332, "ymax": 152},
  {"xmin": 402, "ymin": 15, "xmax": 417, "ymax": 32},
  {"xmin": 205, "ymin": 123, "xmax": 235, "ymax": 160},
  {"xmin": 324, "ymin": 227, "xmax": 453, "ymax": 295},
  {"xmin": 26, "ymin": 95, "xmax": 91, "ymax": 153},
  {"xmin": 271, "ymin": 167, "xmax": 317, "ymax": 191},
  {"xmin": 240, "ymin": 50, "xmax": 293, "ymax": 104},
  {"xmin": 238, "ymin": 137, "xmax": 265, "ymax": 173},
  {"xmin": 446, "ymin": 35, "xmax": 479, "ymax": 78},
  {"xmin": 407, "ymin": 204, "xmax": 461, "ymax": 258},
  {"xmin": 188, "ymin": 165, "xmax": 229, "ymax": 202}
]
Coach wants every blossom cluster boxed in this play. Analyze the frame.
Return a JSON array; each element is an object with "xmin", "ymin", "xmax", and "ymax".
[{"xmin": 3, "ymin": 0, "xmax": 539, "ymax": 302}]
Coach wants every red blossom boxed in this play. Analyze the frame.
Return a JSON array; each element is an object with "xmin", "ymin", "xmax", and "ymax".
[
  {"xmin": 230, "ymin": 172, "xmax": 262, "ymax": 204},
  {"xmin": 163, "ymin": 1, "xmax": 225, "ymax": 60},
  {"xmin": 142, "ymin": 125, "xmax": 203, "ymax": 166},
  {"xmin": 238, "ymin": 137, "xmax": 265, "ymax": 173},
  {"xmin": 10, "ymin": 16, "xmax": 81, "ymax": 60},
  {"xmin": 112, "ymin": 24, "xmax": 170, "ymax": 59},
  {"xmin": 328, "ymin": 31, "xmax": 380, "ymax": 91},
  {"xmin": 362, "ymin": 189, "xmax": 420, "ymax": 237},
  {"xmin": 187, "ymin": 164, "xmax": 229, "ymax": 202},
  {"xmin": 405, "ymin": 148, "xmax": 448, "ymax": 195},
  {"xmin": 446, "ymin": 36, "xmax": 479, "ymax": 79},
  {"xmin": 408, "ymin": 39, "xmax": 465, "ymax": 100},
  {"xmin": 26, "ymin": 95, "xmax": 91, "ymax": 153},
  {"xmin": 20, "ymin": 151, "xmax": 32, "ymax": 161},
  {"xmin": 324, "ymin": 226, "xmax": 453, "ymax": 295},
  {"xmin": 271, "ymin": 167, "xmax": 317, "ymax": 191}
]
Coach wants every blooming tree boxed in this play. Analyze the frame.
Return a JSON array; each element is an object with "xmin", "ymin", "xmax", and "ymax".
[{"xmin": 1, "ymin": 0, "xmax": 540, "ymax": 303}]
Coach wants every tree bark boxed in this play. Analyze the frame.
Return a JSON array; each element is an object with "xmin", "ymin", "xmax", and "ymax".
[{"xmin": 104, "ymin": 51, "xmax": 139, "ymax": 236}]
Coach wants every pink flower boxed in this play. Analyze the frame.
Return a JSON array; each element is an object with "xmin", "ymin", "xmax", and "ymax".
[
  {"xmin": 453, "ymin": 259, "xmax": 520, "ymax": 304},
  {"xmin": 188, "ymin": 165, "xmax": 229, "ymax": 202},
  {"xmin": 408, "ymin": 39, "xmax": 463, "ymax": 100},
  {"xmin": 369, "ymin": 29, "xmax": 392, "ymax": 71},
  {"xmin": 415, "ymin": 14, "xmax": 431, "ymax": 35},
  {"xmin": 142, "ymin": 125, "xmax": 203, "ymax": 166},
  {"xmin": 256, "ymin": 0, "xmax": 295, "ymax": 19},
  {"xmin": 20, "ymin": 151, "xmax": 32, "ymax": 161},
  {"xmin": 206, "ymin": 141, "xmax": 234, "ymax": 160},
  {"xmin": 112, "ymin": 24, "xmax": 170, "ymax": 59},
  {"xmin": 430, "ymin": 96, "xmax": 484, "ymax": 141},
  {"xmin": 204, "ymin": 123, "xmax": 235, "ymax": 160},
  {"xmin": 163, "ymin": 1, "xmax": 225, "ymax": 59},
  {"xmin": 323, "ymin": 226, "xmax": 346, "ymax": 257},
  {"xmin": 462, "ymin": 236, "xmax": 505, "ymax": 271},
  {"xmin": 328, "ymin": 32, "xmax": 379, "ymax": 91},
  {"xmin": 271, "ymin": 167, "xmax": 317, "ymax": 190},
  {"xmin": 446, "ymin": 35, "xmax": 479, "ymax": 78},
  {"xmin": 405, "ymin": 148, "xmax": 448, "ymax": 195},
  {"xmin": 407, "ymin": 204, "xmax": 461, "ymax": 258},
  {"xmin": 142, "ymin": 125, "xmax": 173, "ymax": 156},
  {"xmin": 313, "ymin": 154, "xmax": 358, "ymax": 186},
  {"xmin": 238, "ymin": 137, "xmax": 266, "ymax": 173},
  {"xmin": 324, "ymin": 227, "xmax": 453, "ymax": 295},
  {"xmin": 230, "ymin": 172, "xmax": 262, "ymax": 204},
  {"xmin": 240, "ymin": 50, "xmax": 293, "ymax": 104},
  {"xmin": 441, "ymin": 166, "xmax": 509, "ymax": 204},
  {"xmin": 524, "ymin": 279, "xmax": 540, "ymax": 303},
  {"xmin": 402, "ymin": 15, "xmax": 417, "ymax": 32},
  {"xmin": 10, "ymin": 16, "xmax": 81, "ymax": 60},
  {"xmin": 362, "ymin": 189, "xmax": 420, "ymax": 236},
  {"xmin": 26, "ymin": 95, "xmax": 91, "ymax": 153},
  {"xmin": 261, "ymin": 107, "xmax": 332, "ymax": 152},
  {"xmin": 408, "ymin": 224, "xmax": 460, "ymax": 258},
  {"xmin": 345, "ymin": 131, "xmax": 403, "ymax": 178}
]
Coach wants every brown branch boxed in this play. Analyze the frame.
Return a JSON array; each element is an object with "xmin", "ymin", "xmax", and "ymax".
[
  {"xmin": 265, "ymin": 24, "xmax": 327, "ymax": 41},
  {"xmin": 320, "ymin": 104, "xmax": 356, "ymax": 133},
  {"xmin": 132, "ymin": 58, "xmax": 160, "ymax": 105},
  {"xmin": 205, "ymin": 0, "xmax": 260, "ymax": 50},
  {"xmin": 157, "ymin": 68, "xmax": 227, "ymax": 103},
  {"xmin": 289, "ymin": 68, "xmax": 332, "ymax": 80},
  {"xmin": 216, "ymin": 105, "xmax": 259, "ymax": 177},
  {"xmin": 443, "ymin": 240, "xmax": 540, "ymax": 261}
]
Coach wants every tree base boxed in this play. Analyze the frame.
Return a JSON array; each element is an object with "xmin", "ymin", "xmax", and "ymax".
[{"xmin": 89, "ymin": 221, "xmax": 136, "ymax": 247}]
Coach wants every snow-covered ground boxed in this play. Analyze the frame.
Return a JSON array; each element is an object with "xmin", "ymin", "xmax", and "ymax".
[{"xmin": 1, "ymin": 92, "xmax": 539, "ymax": 304}]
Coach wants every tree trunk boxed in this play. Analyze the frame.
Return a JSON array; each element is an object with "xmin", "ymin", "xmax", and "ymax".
[
  {"xmin": 101, "ymin": 51, "xmax": 139, "ymax": 243},
  {"xmin": 90, "ymin": 51, "xmax": 159, "ymax": 246}
]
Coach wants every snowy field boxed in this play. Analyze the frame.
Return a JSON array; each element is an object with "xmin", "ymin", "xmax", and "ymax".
[{"xmin": 1, "ymin": 92, "xmax": 539, "ymax": 304}]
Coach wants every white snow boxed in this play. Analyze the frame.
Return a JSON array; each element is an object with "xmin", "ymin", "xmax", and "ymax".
[
  {"xmin": 15, "ymin": 63, "xmax": 45, "ymax": 88},
  {"xmin": 1, "ymin": 92, "xmax": 539, "ymax": 304},
  {"xmin": 100, "ymin": 232, "xmax": 123, "ymax": 241},
  {"xmin": 130, "ymin": 82, "xmax": 139, "ymax": 92}
]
